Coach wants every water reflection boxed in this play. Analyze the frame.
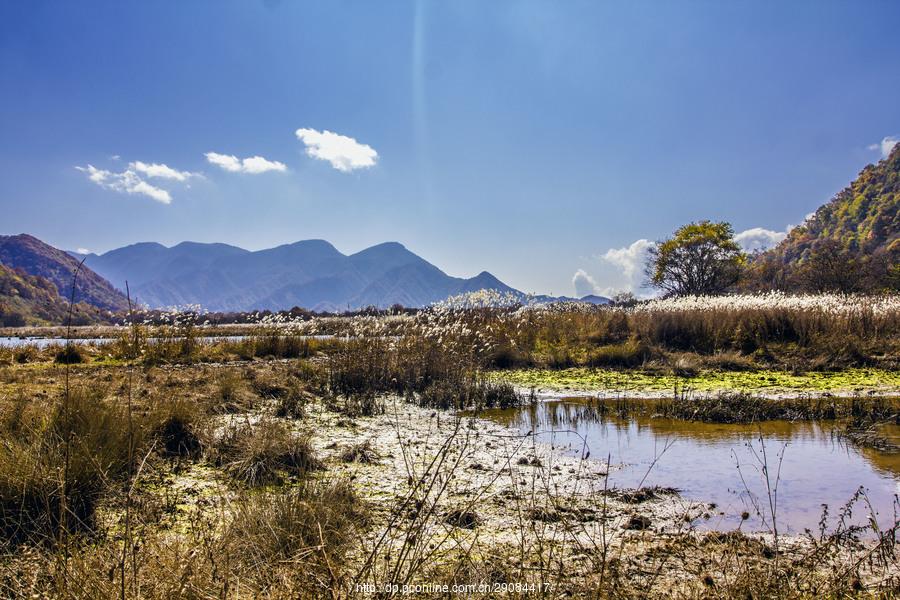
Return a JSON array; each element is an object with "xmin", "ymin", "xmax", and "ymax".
[{"xmin": 476, "ymin": 398, "xmax": 900, "ymax": 534}]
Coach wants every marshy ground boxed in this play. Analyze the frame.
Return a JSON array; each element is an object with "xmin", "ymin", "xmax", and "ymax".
[{"xmin": 1, "ymin": 295, "xmax": 899, "ymax": 597}]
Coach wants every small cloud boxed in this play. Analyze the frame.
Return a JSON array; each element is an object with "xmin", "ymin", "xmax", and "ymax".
[
  {"xmin": 599, "ymin": 239, "xmax": 655, "ymax": 284},
  {"xmin": 205, "ymin": 152, "xmax": 287, "ymax": 174},
  {"xmin": 78, "ymin": 164, "xmax": 111, "ymax": 184},
  {"xmin": 572, "ymin": 269, "xmax": 600, "ymax": 297},
  {"xmin": 76, "ymin": 248, "xmax": 91, "ymax": 255},
  {"xmin": 129, "ymin": 179, "xmax": 172, "ymax": 204},
  {"xmin": 868, "ymin": 136, "xmax": 898, "ymax": 159},
  {"xmin": 295, "ymin": 127, "xmax": 377, "ymax": 172},
  {"xmin": 734, "ymin": 227, "xmax": 788, "ymax": 252},
  {"xmin": 76, "ymin": 164, "xmax": 173, "ymax": 204},
  {"xmin": 130, "ymin": 160, "xmax": 197, "ymax": 181}
]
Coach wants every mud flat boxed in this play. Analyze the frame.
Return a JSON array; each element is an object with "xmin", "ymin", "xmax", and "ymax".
[{"xmin": 277, "ymin": 399, "xmax": 899, "ymax": 594}]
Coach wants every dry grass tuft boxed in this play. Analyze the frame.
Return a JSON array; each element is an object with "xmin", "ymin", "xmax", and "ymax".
[
  {"xmin": 339, "ymin": 440, "xmax": 380, "ymax": 464},
  {"xmin": 214, "ymin": 420, "xmax": 322, "ymax": 486},
  {"xmin": 0, "ymin": 386, "xmax": 145, "ymax": 545}
]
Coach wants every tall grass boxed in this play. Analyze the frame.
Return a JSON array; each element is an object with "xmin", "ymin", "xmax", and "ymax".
[
  {"xmin": 401, "ymin": 292, "xmax": 900, "ymax": 369},
  {"xmin": 0, "ymin": 387, "xmax": 146, "ymax": 545}
]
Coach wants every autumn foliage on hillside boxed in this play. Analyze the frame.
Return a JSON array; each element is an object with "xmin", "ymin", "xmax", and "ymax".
[
  {"xmin": 747, "ymin": 144, "xmax": 899, "ymax": 292},
  {"xmin": 0, "ymin": 263, "xmax": 111, "ymax": 326}
]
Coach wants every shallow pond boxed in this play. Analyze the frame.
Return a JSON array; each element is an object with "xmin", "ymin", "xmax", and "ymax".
[
  {"xmin": 0, "ymin": 336, "xmax": 117, "ymax": 348},
  {"xmin": 477, "ymin": 398, "xmax": 900, "ymax": 535},
  {"xmin": 0, "ymin": 334, "xmax": 333, "ymax": 348}
]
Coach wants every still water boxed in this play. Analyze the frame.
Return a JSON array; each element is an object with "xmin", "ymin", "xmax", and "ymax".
[
  {"xmin": 0, "ymin": 334, "xmax": 334, "ymax": 348},
  {"xmin": 478, "ymin": 398, "xmax": 900, "ymax": 534}
]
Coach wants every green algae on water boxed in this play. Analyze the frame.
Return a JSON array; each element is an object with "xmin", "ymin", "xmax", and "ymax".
[{"xmin": 492, "ymin": 367, "xmax": 900, "ymax": 395}]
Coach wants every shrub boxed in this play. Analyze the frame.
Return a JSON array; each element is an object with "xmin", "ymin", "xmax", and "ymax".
[
  {"xmin": 249, "ymin": 371, "xmax": 313, "ymax": 419},
  {"xmin": 705, "ymin": 351, "xmax": 755, "ymax": 371},
  {"xmin": 478, "ymin": 380, "xmax": 520, "ymax": 410},
  {"xmin": 484, "ymin": 344, "xmax": 528, "ymax": 369},
  {"xmin": 330, "ymin": 392, "xmax": 384, "ymax": 418},
  {"xmin": 151, "ymin": 399, "xmax": 204, "ymax": 458},
  {"xmin": 418, "ymin": 378, "xmax": 520, "ymax": 411},
  {"xmin": 252, "ymin": 334, "xmax": 315, "ymax": 359},
  {"xmin": 670, "ymin": 354, "xmax": 701, "ymax": 377},
  {"xmin": 274, "ymin": 386, "xmax": 311, "ymax": 419},
  {"xmin": 54, "ymin": 344, "xmax": 85, "ymax": 364},
  {"xmin": 14, "ymin": 346, "xmax": 39, "ymax": 364},
  {"xmin": 0, "ymin": 311, "xmax": 26, "ymax": 327},
  {"xmin": 418, "ymin": 380, "xmax": 461, "ymax": 410}
]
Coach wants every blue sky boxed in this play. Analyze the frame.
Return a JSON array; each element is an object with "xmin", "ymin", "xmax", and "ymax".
[{"xmin": 1, "ymin": 1, "xmax": 898, "ymax": 296}]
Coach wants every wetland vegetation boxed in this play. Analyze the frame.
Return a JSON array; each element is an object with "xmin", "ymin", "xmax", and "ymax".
[{"xmin": 0, "ymin": 294, "xmax": 898, "ymax": 597}]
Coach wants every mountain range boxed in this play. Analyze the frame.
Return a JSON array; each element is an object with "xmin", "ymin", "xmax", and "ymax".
[
  {"xmin": 72, "ymin": 239, "xmax": 549, "ymax": 312},
  {"xmin": 0, "ymin": 234, "xmax": 609, "ymax": 320}
]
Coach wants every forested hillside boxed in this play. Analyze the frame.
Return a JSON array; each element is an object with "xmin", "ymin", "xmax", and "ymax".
[
  {"xmin": 0, "ymin": 234, "xmax": 129, "ymax": 311},
  {"xmin": 748, "ymin": 144, "xmax": 899, "ymax": 292},
  {"xmin": 0, "ymin": 263, "xmax": 111, "ymax": 326}
]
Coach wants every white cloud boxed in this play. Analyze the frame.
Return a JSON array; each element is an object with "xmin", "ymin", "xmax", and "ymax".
[
  {"xmin": 76, "ymin": 248, "xmax": 91, "ymax": 255},
  {"xmin": 130, "ymin": 160, "xmax": 197, "ymax": 181},
  {"xmin": 76, "ymin": 164, "xmax": 173, "ymax": 204},
  {"xmin": 205, "ymin": 152, "xmax": 242, "ymax": 172},
  {"xmin": 205, "ymin": 152, "xmax": 287, "ymax": 174},
  {"xmin": 573, "ymin": 239, "xmax": 656, "ymax": 298},
  {"xmin": 734, "ymin": 227, "xmax": 788, "ymax": 252},
  {"xmin": 295, "ymin": 128, "xmax": 377, "ymax": 172},
  {"xmin": 868, "ymin": 136, "xmax": 898, "ymax": 159},
  {"xmin": 599, "ymin": 239, "xmax": 655, "ymax": 287},
  {"xmin": 572, "ymin": 269, "xmax": 600, "ymax": 297},
  {"xmin": 129, "ymin": 178, "xmax": 172, "ymax": 204},
  {"xmin": 78, "ymin": 164, "xmax": 111, "ymax": 184}
]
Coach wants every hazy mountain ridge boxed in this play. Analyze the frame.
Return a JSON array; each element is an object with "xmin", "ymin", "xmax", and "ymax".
[
  {"xmin": 0, "ymin": 234, "xmax": 607, "ymax": 316},
  {"xmin": 79, "ymin": 239, "xmax": 527, "ymax": 311}
]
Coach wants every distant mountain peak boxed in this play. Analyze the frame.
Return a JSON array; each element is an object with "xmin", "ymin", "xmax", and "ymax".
[
  {"xmin": 350, "ymin": 241, "xmax": 413, "ymax": 258},
  {"xmin": 286, "ymin": 238, "xmax": 338, "ymax": 248},
  {"xmin": 2, "ymin": 234, "xmax": 619, "ymax": 313},
  {"xmin": 171, "ymin": 240, "xmax": 246, "ymax": 251},
  {"xmin": 122, "ymin": 241, "xmax": 167, "ymax": 250},
  {"xmin": 371, "ymin": 241, "xmax": 406, "ymax": 250}
]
